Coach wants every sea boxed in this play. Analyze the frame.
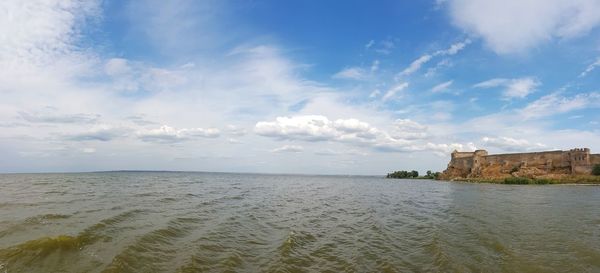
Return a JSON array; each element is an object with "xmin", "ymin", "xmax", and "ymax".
[{"xmin": 1, "ymin": 172, "xmax": 599, "ymax": 272}]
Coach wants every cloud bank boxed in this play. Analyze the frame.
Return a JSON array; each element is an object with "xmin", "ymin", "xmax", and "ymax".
[{"xmin": 445, "ymin": 0, "xmax": 600, "ymax": 54}]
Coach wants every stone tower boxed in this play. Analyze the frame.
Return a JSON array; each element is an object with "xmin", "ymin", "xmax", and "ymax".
[{"xmin": 569, "ymin": 148, "xmax": 591, "ymax": 174}]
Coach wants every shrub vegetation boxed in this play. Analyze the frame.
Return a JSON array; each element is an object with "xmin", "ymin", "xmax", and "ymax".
[
  {"xmin": 503, "ymin": 177, "xmax": 531, "ymax": 184},
  {"xmin": 592, "ymin": 164, "xmax": 600, "ymax": 176},
  {"xmin": 386, "ymin": 170, "xmax": 441, "ymax": 179},
  {"xmin": 503, "ymin": 177, "xmax": 556, "ymax": 184},
  {"xmin": 386, "ymin": 170, "xmax": 419, "ymax": 179},
  {"xmin": 424, "ymin": 170, "xmax": 441, "ymax": 179}
]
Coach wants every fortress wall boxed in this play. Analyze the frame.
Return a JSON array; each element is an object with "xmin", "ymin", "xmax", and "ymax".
[
  {"xmin": 573, "ymin": 165, "xmax": 592, "ymax": 175},
  {"xmin": 453, "ymin": 152, "xmax": 474, "ymax": 159},
  {"xmin": 443, "ymin": 148, "xmax": 597, "ymax": 179},
  {"xmin": 450, "ymin": 157, "xmax": 473, "ymax": 169},
  {"xmin": 445, "ymin": 156, "xmax": 474, "ymax": 177},
  {"xmin": 483, "ymin": 151, "xmax": 567, "ymax": 168},
  {"xmin": 591, "ymin": 154, "xmax": 600, "ymax": 165}
]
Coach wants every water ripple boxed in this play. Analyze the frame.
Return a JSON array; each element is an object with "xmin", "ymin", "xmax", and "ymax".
[{"xmin": 0, "ymin": 173, "xmax": 599, "ymax": 272}]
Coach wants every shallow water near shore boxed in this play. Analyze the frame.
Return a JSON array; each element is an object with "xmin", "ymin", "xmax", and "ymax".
[{"xmin": 1, "ymin": 172, "xmax": 600, "ymax": 272}]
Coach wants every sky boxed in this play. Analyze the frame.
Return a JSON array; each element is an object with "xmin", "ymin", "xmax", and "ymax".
[{"xmin": 1, "ymin": 0, "xmax": 600, "ymax": 175}]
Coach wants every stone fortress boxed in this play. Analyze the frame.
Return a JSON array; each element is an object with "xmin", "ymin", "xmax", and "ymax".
[{"xmin": 441, "ymin": 148, "xmax": 600, "ymax": 179}]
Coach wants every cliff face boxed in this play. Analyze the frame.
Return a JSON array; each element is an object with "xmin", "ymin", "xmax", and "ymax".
[{"xmin": 440, "ymin": 148, "xmax": 599, "ymax": 180}]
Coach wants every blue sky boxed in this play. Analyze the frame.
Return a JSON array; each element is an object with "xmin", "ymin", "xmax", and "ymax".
[{"xmin": 1, "ymin": 0, "xmax": 600, "ymax": 174}]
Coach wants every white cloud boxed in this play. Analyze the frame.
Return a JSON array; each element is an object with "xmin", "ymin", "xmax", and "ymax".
[
  {"xmin": 271, "ymin": 145, "xmax": 303, "ymax": 153},
  {"xmin": 369, "ymin": 89, "xmax": 381, "ymax": 99},
  {"xmin": 473, "ymin": 77, "xmax": 540, "ymax": 99},
  {"xmin": 226, "ymin": 125, "xmax": 246, "ymax": 136},
  {"xmin": 0, "ymin": 0, "xmax": 100, "ymax": 65},
  {"xmin": 431, "ymin": 112, "xmax": 452, "ymax": 121},
  {"xmin": 391, "ymin": 119, "xmax": 429, "ymax": 140},
  {"xmin": 82, "ymin": 147, "xmax": 96, "ymax": 153},
  {"xmin": 400, "ymin": 55, "xmax": 432, "ymax": 76},
  {"xmin": 365, "ymin": 40, "xmax": 375, "ymax": 49},
  {"xmin": 123, "ymin": 0, "xmax": 230, "ymax": 55},
  {"xmin": 333, "ymin": 60, "xmax": 379, "ymax": 80},
  {"xmin": 382, "ymin": 82, "xmax": 409, "ymax": 101},
  {"xmin": 473, "ymin": 78, "xmax": 509, "ymax": 88},
  {"xmin": 425, "ymin": 142, "xmax": 477, "ymax": 156},
  {"xmin": 19, "ymin": 110, "xmax": 99, "ymax": 124},
  {"xmin": 66, "ymin": 125, "xmax": 129, "ymax": 142},
  {"xmin": 375, "ymin": 39, "xmax": 395, "ymax": 54},
  {"xmin": 102, "ymin": 57, "xmax": 192, "ymax": 93},
  {"xmin": 504, "ymin": 78, "xmax": 540, "ymax": 98},
  {"xmin": 254, "ymin": 115, "xmax": 380, "ymax": 144},
  {"xmin": 254, "ymin": 115, "xmax": 339, "ymax": 141},
  {"xmin": 520, "ymin": 92, "xmax": 600, "ymax": 119},
  {"xmin": 137, "ymin": 125, "xmax": 220, "ymax": 143},
  {"xmin": 332, "ymin": 67, "xmax": 366, "ymax": 80},
  {"xmin": 579, "ymin": 57, "xmax": 600, "ymax": 77},
  {"xmin": 254, "ymin": 115, "xmax": 470, "ymax": 156},
  {"xmin": 482, "ymin": 136, "xmax": 546, "ymax": 152},
  {"xmin": 399, "ymin": 40, "xmax": 470, "ymax": 76},
  {"xmin": 430, "ymin": 80, "xmax": 453, "ymax": 93},
  {"xmin": 424, "ymin": 59, "xmax": 452, "ymax": 77},
  {"xmin": 445, "ymin": 0, "xmax": 600, "ymax": 54},
  {"xmin": 314, "ymin": 148, "xmax": 367, "ymax": 156},
  {"xmin": 333, "ymin": 118, "xmax": 372, "ymax": 133},
  {"xmin": 435, "ymin": 39, "xmax": 471, "ymax": 55},
  {"xmin": 104, "ymin": 58, "xmax": 132, "ymax": 76}
]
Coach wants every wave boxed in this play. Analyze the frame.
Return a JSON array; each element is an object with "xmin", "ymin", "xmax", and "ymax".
[
  {"xmin": 25, "ymin": 213, "xmax": 71, "ymax": 223},
  {"xmin": 278, "ymin": 230, "xmax": 317, "ymax": 257},
  {"xmin": 101, "ymin": 216, "xmax": 199, "ymax": 272},
  {"xmin": 0, "ymin": 235, "xmax": 89, "ymax": 271},
  {"xmin": 0, "ymin": 209, "xmax": 147, "ymax": 270},
  {"xmin": 0, "ymin": 214, "xmax": 72, "ymax": 239}
]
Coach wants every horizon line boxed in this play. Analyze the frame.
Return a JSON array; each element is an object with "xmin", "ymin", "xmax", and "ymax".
[{"xmin": 0, "ymin": 169, "xmax": 388, "ymax": 177}]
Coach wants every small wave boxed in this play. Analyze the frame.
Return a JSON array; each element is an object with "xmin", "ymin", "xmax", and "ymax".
[
  {"xmin": 175, "ymin": 247, "xmax": 248, "ymax": 272},
  {"xmin": 3, "ymin": 235, "xmax": 83, "ymax": 253},
  {"xmin": 0, "ymin": 235, "xmax": 88, "ymax": 268},
  {"xmin": 44, "ymin": 190, "xmax": 68, "ymax": 195},
  {"xmin": 160, "ymin": 197, "xmax": 177, "ymax": 203},
  {"xmin": 102, "ymin": 216, "xmax": 198, "ymax": 272},
  {"xmin": 133, "ymin": 192, "xmax": 159, "ymax": 197},
  {"xmin": 82, "ymin": 210, "xmax": 143, "ymax": 236},
  {"xmin": 278, "ymin": 230, "xmax": 317, "ymax": 257},
  {"xmin": 0, "ymin": 209, "xmax": 147, "ymax": 266},
  {"xmin": 0, "ymin": 202, "xmax": 37, "ymax": 209},
  {"xmin": 0, "ymin": 214, "xmax": 72, "ymax": 239},
  {"xmin": 424, "ymin": 232, "xmax": 450, "ymax": 269},
  {"xmin": 24, "ymin": 213, "xmax": 71, "ymax": 223}
]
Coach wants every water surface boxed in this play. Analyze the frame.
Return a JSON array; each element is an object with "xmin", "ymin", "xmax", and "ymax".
[{"xmin": 1, "ymin": 172, "xmax": 599, "ymax": 272}]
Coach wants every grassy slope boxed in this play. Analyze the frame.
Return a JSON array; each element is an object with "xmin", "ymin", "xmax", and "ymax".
[{"xmin": 446, "ymin": 175, "xmax": 600, "ymax": 185}]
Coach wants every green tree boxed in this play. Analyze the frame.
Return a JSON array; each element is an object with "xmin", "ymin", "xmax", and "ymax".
[
  {"xmin": 387, "ymin": 170, "xmax": 415, "ymax": 179},
  {"xmin": 593, "ymin": 164, "xmax": 600, "ymax": 176},
  {"xmin": 410, "ymin": 170, "xmax": 419, "ymax": 178}
]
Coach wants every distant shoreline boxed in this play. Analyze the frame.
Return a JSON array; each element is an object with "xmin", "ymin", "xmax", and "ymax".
[{"xmin": 0, "ymin": 170, "xmax": 383, "ymax": 178}]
